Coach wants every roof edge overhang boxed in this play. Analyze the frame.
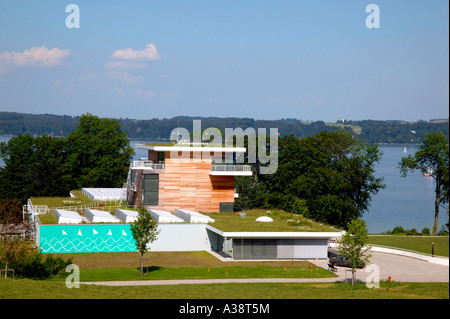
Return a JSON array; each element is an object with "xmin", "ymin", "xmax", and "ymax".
[
  {"xmin": 205, "ymin": 225, "xmax": 343, "ymax": 239},
  {"xmin": 136, "ymin": 144, "xmax": 246, "ymax": 153}
]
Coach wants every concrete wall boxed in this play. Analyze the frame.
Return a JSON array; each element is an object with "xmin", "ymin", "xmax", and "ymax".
[
  {"xmin": 149, "ymin": 224, "xmax": 212, "ymax": 252},
  {"xmin": 39, "ymin": 223, "xmax": 213, "ymax": 253},
  {"xmin": 39, "ymin": 224, "xmax": 136, "ymax": 253}
]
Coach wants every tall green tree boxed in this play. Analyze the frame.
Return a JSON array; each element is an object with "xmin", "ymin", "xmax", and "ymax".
[
  {"xmin": 0, "ymin": 134, "xmax": 71, "ymax": 202},
  {"xmin": 399, "ymin": 132, "xmax": 449, "ymax": 235},
  {"xmin": 0, "ymin": 134, "xmax": 35, "ymax": 202},
  {"xmin": 31, "ymin": 135, "xmax": 71, "ymax": 197},
  {"xmin": 130, "ymin": 208, "xmax": 160, "ymax": 275},
  {"xmin": 65, "ymin": 113, "xmax": 134, "ymax": 188},
  {"xmin": 338, "ymin": 219, "xmax": 372, "ymax": 286}
]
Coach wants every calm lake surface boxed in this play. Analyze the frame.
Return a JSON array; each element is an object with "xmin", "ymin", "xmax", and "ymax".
[{"xmin": 1, "ymin": 136, "xmax": 447, "ymax": 234}]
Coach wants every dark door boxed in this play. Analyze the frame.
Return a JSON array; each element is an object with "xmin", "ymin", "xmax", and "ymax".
[{"xmin": 143, "ymin": 174, "xmax": 159, "ymax": 205}]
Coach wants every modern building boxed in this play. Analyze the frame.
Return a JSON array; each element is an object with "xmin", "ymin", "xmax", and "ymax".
[
  {"xmin": 30, "ymin": 142, "xmax": 344, "ymax": 260},
  {"xmin": 125, "ymin": 143, "xmax": 252, "ymax": 213}
]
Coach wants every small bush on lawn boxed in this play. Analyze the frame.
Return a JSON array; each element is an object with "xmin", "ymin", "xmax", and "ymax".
[{"xmin": 2, "ymin": 252, "xmax": 72, "ymax": 280}]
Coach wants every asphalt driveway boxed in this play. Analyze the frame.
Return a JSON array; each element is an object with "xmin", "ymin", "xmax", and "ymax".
[{"xmin": 321, "ymin": 250, "xmax": 449, "ymax": 283}]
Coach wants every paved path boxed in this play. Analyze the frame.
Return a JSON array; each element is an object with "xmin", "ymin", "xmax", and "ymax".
[{"xmin": 81, "ymin": 251, "xmax": 449, "ymax": 286}]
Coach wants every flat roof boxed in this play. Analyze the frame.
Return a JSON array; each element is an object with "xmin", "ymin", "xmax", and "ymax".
[
  {"xmin": 136, "ymin": 144, "xmax": 246, "ymax": 153},
  {"xmin": 205, "ymin": 225, "xmax": 343, "ymax": 239}
]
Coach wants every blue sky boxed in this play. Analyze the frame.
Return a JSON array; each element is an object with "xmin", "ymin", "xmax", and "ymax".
[{"xmin": 0, "ymin": 0, "xmax": 448, "ymax": 121}]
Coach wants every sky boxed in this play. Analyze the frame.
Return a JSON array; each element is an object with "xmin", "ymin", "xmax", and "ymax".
[{"xmin": 0, "ymin": 0, "xmax": 448, "ymax": 122}]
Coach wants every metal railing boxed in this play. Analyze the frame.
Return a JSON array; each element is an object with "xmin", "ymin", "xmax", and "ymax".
[
  {"xmin": 130, "ymin": 160, "xmax": 165, "ymax": 170},
  {"xmin": 51, "ymin": 204, "xmax": 138, "ymax": 214},
  {"xmin": 210, "ymin": 164, "xmax": 251, "ymax": 172},
  {"xmin": 26, "ymin": 199, "xmax": 49, "ymax": 215}
]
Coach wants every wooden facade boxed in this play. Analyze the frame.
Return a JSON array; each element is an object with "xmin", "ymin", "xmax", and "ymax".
[{"xmin": 127, "ymin": 150, "xmax": 236, "ymax": 212}]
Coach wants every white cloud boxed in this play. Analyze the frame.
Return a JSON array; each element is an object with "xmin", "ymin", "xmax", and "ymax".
[
  {"xmin": 111, "ymin": 43, "xmax": 160, "ymax": 61},
  {"xmin": 0, "ymin": 46, "xmax": 71, "ymax": 69}
]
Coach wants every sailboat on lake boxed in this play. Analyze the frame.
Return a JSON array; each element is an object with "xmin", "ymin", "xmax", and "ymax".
[{"xmin": 423, "ymin": 167, "xmax": 433, "ymax": 177}]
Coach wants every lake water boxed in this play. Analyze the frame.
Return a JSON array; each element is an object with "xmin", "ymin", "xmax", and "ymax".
[
  {"xmin": 1, "ymin": 136, "xmax": 447, "ymax": 234},
  {"xmin": 362, "ymin": 144, "xmax": 447, "ymax": 234}
]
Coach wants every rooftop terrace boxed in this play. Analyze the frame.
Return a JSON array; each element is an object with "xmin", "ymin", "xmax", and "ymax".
[{"xmin": 28, "ymin": 193, "xmax": 340, "ymax": 233}]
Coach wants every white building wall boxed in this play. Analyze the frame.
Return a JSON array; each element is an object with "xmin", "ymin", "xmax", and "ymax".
[{"xmin": 147, "ymin": 224, "xmax": 212, "ymax": 251}]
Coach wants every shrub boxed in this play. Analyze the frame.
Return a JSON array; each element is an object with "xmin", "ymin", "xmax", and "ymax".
[
  {"xmin": 391, "ymin": 226, "xmax": 405, "ymax": 234},
  {"xmin": 421, "ymin": 227, "xmax": 430, "ymax": 236},
  {"xmin": 5, "ymin": 251, "xmax": 72, "ymax": 280},
  {"xmin": 292, "ymin": 199, "xmax": 309, "ymax": 215}
]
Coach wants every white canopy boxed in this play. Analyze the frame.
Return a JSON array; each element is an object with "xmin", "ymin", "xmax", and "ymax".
[
  {"xmin": 84, "ymin": 209, "xmax": 120, "ymax": 223},
  {"xmin": 174, "ymin": 209, "xmax": 215, "ymax": 223},
  {"xmin": 147, "ymin": 209, "xmax": 184, "ymax": 223},
  {"xmin": 53, "ymin": 209, "xmax": 83, "ymax": 224}
]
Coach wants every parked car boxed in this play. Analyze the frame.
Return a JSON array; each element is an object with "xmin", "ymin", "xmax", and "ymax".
[{"xmin": 329, "ymin": 255, "xmax": 365, "ymax": 269}]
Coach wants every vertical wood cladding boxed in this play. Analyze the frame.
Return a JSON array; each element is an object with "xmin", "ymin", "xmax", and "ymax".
[{"xmin": 137, "ymin": 151, "xmax": 235, "ymax": 212}]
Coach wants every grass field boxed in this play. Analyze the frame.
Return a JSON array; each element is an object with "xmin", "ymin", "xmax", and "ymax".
[
  {"xmin": 59, "ymin": 265, "xmax": 334, "ymax": 282},
  {"xmin": 1, "ymin": 251, "xmax": 448, "ymax": 299},
  {"xmin": 1, "ymin": 279, "xmax": 447, "ymax": 299},
  {"xmin": 50, "ymin": 251, "xmax": 326, "ymax": 272},
  {"xmin": 368, "ymin": 235, "xmax": 449, "ymax": 257}
]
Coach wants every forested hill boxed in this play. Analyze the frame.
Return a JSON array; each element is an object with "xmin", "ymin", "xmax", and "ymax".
[{"xmin": 0, "ymin": 111, "xmax": 448, "ymax": 144}]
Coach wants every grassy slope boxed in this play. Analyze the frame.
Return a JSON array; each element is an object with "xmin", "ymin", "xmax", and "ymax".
[
  {"xmin": 367, "ymin": 236, "xmax": 449, "ymax": 257},
  {"xmin": 1, "ymin": 279, "xmax": 448, "ymax": 299}
]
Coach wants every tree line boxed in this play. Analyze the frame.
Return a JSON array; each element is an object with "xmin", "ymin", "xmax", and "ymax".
[{"xmin": 1, "ymin": 111, "xmax": 448, "ymax": 144}]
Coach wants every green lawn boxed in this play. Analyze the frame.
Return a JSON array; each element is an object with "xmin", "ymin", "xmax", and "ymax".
[
  {"xmin": 368, "ymin": 235, "xmax": 449, "ymax": 257},
  {"xmin": 204, "ymin": 209, "xmax": 339, "ymax": 232},
  {"xmin": 30, "ymin": 190, "xmax": 94, "ymax": 207},
  {"xmin": 1, "ymin": 251, "xmax": 448, "ymax": 299},
  {"xmin": 1, "ymin": 279, "xmax": 447, "ymax": 299},
  {"xmin": 51, "ymin": 265, "xmax": 335, "ymax": 282}
]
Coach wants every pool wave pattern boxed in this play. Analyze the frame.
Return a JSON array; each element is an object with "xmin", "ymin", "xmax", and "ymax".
[{"xmin": 39, "ymin": 224, "xmax": 137, "ymax": 253}]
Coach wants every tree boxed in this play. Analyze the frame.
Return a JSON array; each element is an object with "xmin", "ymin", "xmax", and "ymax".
[
  {"xmin": 0, "ymin": 134, "xmax": 36, "ymax": 202},
  {"xmin": 130, "ymin": 208, "xmax": 160, "ymax": 275},
  {"xmin": 257, "ymin": 131, "xmax": 385, "ymax": 228},
  {"xmin": 399, "ymin": 132, "xmax": 449, "ymax": 235},
  {"xmin": 338, "ymin": 219, "xmax": 372, "ymax": 286},
  {"xmin": 65, "ymin": 113, "xmax": 135, "ymax": 189},
  {"xmin": 0, "ymin": 134, "xmax": 71, "ymax": 202},
  {"xmin": 0, "ymin": 199, "xmax": 36, "ymax": 278}
]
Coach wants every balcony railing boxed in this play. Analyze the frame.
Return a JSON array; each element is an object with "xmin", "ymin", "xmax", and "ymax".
[
  {"xmin": 130, "ymin": 160, "xmax": 165, "ymax": 170},
  {"xmin": 210, "ymin": 164, "xmax": 252, "ymax": 175}
]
